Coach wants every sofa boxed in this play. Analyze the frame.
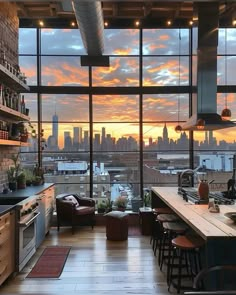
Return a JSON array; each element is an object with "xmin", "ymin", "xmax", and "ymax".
[{"xmin": 56, "ymin": 193, "xmax": 96, "ymax": 234}]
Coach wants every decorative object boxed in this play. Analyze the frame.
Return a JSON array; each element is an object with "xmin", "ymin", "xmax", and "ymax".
[
  {"xmin": 27, "ymin": 246, "xmax": 71, "ymax": 278},
  {"xmin": 7, "ymin": 153, "xmax": 20, "ymax": 191},
  {"xmin": 175, "ymin": 29, "xmax": 183, "ymax": 133},
  {"xmin": 97, "ymin": 200, "xmax": 106, "ymax": 213},
  {"xmin": 143, "ymin": 191, "xmax": 151, "ymax": 207},
  {"xmin": 221, "ymin": 28, "xmax": 232, "ymax": 121},
  {"xmin": 114, "ymin": 196, "xmax": 128, "ymax": 211},
  {"xmin": 198, "ymin": 179, "xmax": 209, "ymax": 201}
]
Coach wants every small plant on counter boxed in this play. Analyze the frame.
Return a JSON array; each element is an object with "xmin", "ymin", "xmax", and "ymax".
[
  {"xmin": 7, "ymin": 153, "xmax": 21, "ymax": 191},
  {"xmin": 143, "ymin": 191, "xmax": 151, "ymax": 207},
  {"xmin": 97, "ymin": 200, "xmax": 107, "ymax": 214},
  {"xmin": 17, "ymin": 172, "xmax": 26, "ymax": 189}
]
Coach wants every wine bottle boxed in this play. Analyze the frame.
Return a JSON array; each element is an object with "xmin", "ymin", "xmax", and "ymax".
[{"xmin": 21, "ymin": 95, "xmax": 26, "ymax": 114}]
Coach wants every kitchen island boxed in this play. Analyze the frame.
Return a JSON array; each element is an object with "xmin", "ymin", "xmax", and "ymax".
[{"xmin": 152, "ymin": 186, "xmax": 236, "ymax": 268}]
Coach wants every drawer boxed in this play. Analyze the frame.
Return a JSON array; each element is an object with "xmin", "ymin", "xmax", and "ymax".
[
  {"xmin": 0, "ymin": 223, "xmax": 10, "ymax": 245},
  {"xmin": 0, "ymin": 212, "xmax": 10, "ymax": 229},
  {"xmin": 0, "ymin": 255, "xmax": 11, "ymax": 286},
  {"xmin": 0, "ymin": 238, "xmax": 10, "ymax": 259}
]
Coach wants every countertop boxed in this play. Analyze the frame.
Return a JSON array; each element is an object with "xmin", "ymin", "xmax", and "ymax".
[
  {"xmin": 0, "ymin": 183, "xmax": 54, "ymax": 198},
  {"xmin": 152, "ymin": 186, "xmax": 236, "ymax": 239},
  {"xmin": 0, "ymin": 205, "xmax": 16, "ymax": 216}
]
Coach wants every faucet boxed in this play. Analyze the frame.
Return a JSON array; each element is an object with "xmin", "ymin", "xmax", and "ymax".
[{"xmin": 179, "ymin": 166, "xmax": 202, "ymax": 188}]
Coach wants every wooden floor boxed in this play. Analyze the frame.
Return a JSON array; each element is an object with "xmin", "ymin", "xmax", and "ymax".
[{"xmin": 0, "ymin": 226, "xmax": 185, "ymax": 295}]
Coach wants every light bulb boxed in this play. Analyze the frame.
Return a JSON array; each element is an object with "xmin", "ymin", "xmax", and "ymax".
[
  {"xmin": 197, "ymin": 118, "xmax": 205, "ymax": 130},
  {"xmin": 175, "ymin": 125, "xmax": 182, "ymax": 133},
  {"xmin": 221, "ymin": 108, "xmax": 231, "ymax": 120}
]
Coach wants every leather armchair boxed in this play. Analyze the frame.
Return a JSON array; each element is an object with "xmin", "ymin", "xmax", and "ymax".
[{"xmin": 56, "ymin": 193, "xmax": 96, "ymax": 234}]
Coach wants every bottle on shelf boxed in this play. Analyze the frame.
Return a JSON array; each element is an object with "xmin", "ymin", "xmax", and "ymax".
[
  {"xmin": 21, "ymin": 95, "xmax": 26, "ymax": 114},
  {"xmin": 0, "ymin": 84, "xmax": 3, "ymax": 105}
]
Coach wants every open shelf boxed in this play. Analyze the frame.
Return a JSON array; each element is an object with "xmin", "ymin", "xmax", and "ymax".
[
  {"xmin": 0, "ymin": 104, "xmax": 30, "ymax": 122},
  {"xmin": 0, "ymin": 64, "xmax": 30, "ymax": 92},
  {"xmin": 0, "ymin": 139, "xmax": 29, "ymax": 146}
]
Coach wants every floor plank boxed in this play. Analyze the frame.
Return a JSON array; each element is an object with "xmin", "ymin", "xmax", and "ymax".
[{"xmin": 0, "ymin": 226, "xmax": 184, "ymax": 294}]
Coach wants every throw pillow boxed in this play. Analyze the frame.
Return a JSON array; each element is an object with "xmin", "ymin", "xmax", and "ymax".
[{"xmin": 64, "ymin": 195, "xmax": 79, "ymax": 207}]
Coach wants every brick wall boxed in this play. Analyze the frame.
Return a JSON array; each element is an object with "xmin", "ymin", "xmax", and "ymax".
[
  {"xmin": 0, "ymin": 3, "xmax": 20, "ymax": 192},
  {"xmin": 0, "ymin": 2, "xmax": 18, "ymax": 65}
]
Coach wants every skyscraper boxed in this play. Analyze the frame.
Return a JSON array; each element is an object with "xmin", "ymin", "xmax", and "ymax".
[{"xmin": 52, "ymin": 113, "xmax": 58, "ymax": 149}]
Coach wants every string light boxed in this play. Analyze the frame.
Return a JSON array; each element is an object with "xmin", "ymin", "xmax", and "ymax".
[
  {"xmin": 38, "ymin": 20, "xmax": 44, "ymax": 27},
  {"xmin": 71, "ymin": 21, "xmax": 76, "ymax": 27},
  {"xmin": 104, "ymin": 21, "xmax": 109, "ymax": 27},
  {"xmin": 135, "ymin": 20, "xmax": 140, "ymax": 27}
]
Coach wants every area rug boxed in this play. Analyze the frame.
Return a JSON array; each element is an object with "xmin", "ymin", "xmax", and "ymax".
[
  {"xmin": 128, "ymin": 226, "xmax": 142, "ymax": 236},
  {"xmin": 27, "ymin": 246, "xmax": 71, "ymax": 278}
]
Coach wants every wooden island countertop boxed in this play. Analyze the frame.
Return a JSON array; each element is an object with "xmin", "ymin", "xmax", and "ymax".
[{"xmin": 152, "ymin": 187, "xmax": 236, "ymax": 240}]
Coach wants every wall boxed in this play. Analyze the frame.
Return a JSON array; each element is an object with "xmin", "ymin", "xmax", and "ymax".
[{"xmin": 0, "ymin": 3, "xmax": 20, "ymax": 192}]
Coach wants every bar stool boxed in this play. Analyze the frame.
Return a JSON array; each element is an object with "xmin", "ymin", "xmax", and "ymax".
[
  {"xmin": 150, "ymin": 207, "xmax": 174, "ymax": 252},
  {"xmin": 169, "ymin": 234, "xmax": 205, "ymax": 294},
  {"xmin": 156, "ymin": 213, "xmax": 180, "ymax": 261},
  {"xmin": 161, "ymin": 221, "xmax": 189, "ymax": 285}
]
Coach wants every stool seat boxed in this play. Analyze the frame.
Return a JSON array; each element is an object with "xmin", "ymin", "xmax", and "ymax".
[
  {"xmin": 163, "ymin": 221, "xmax": 189, "ymax": 234},
  {"xmin": 172, "ymin": 235, "xmax": 205, "ymax": 250},
  {"xmin": 157, "ymin": 213, "xmax": 180, "ymax": 223},
  {"xmin": 153, "ymin": 207, "xmax": 173, "ymax": 214}
]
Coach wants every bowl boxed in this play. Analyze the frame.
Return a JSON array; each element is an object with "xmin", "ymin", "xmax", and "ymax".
[{"xmin": 224, "ymin": 212, "xmax": 236, "ymax": 222}]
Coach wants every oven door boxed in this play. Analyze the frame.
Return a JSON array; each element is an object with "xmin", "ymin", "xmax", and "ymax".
[{"xmin": 18, "ymin": 212, "xmax": 40, "ymax": 271}]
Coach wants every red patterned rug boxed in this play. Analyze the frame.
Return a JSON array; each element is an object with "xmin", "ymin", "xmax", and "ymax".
[{"xmin": 27, "ymin": 246, "xmax": 71, "ymax": 278}]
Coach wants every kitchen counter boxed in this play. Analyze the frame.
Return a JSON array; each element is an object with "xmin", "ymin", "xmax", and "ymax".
[
  {"xmin": 152, "ymin": 186, "xmax": 236, "ymax": 268},
  {"xmin": 0, "ymin": 183, "xmax": 54, "ymax": 198},
  {"xmin": 0, "ymin": 204, "xmax": 16, "ymax": 216}
]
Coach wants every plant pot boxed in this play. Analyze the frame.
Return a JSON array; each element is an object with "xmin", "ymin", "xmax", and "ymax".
[
  {"xmin": 117, "ymin": 207, "xmax": 126, "ymax": 212},
  {"xmin": 9, "ymin": 181, "xmax": 17, "ymax": 191}
]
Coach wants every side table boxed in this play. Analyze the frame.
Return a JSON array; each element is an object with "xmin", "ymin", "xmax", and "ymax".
[{"xmin": 139, "ymin": 207, "xmax": 153, "ymax": 235}]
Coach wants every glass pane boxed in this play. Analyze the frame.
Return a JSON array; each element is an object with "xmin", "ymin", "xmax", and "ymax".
[
  {"xmin": 44, "ymin": 152, "xmax": 90, "ymax": 197},
  {"xmin": 92, "ymin": 57, "xmax": 139, "ymax": 86},
  {"xmin": 143, "ymin": 56, "xmax": 189, "ymax": 86},
  {"xmin": 143, "ymin": 123, "xmax": 189, "ymax": 152},
  {"xmin": 41, "ymin": 56, "xmax": 88, "ymax": 86},
  {"xmin": 42, "ymin": 94, "xmax": 89, "ymax": 122},
  {"xmin": 104, "ymin": 29, "xmax": 139, "ymax": 55},
  {"xmin": 19, "ymin": 28, "xmax": 37, "ymax": 54},
  {"xmin": 19, "ymin": 56, "xmax": 37, "ymax": 86},
  {"xmin": 42, "ymin": 122, "xmax": 90, "ymax": 152},
  {"xmin": 94, "ymin": 152, "xmax": 140, "ymax": 209},
  {"xmin": 93, "ymin": 95, "xmax": 139, "ymax": 122},
  {"xmin": 143, "ymin": 28, "xmax": 189, "ymax": 55},
  {"xmin": 41, "ymin": 28, "xmax": 86, "ymax": 55},
  {"xmin": 143, "ymin": 94, "xmax": 189, "ymax": 122},
  {"xmin": 93, "ymin": 123, "xmax": 139, "ymax": 151},
  {"xmin": 218, "ymin": 28, "xmax": 236, "ymax": 55}
]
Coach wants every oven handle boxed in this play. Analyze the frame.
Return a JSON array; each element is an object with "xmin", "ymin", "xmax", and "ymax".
[{"xmin": 18, "ymin": 212, "xmax": 40, "ymax": 227}]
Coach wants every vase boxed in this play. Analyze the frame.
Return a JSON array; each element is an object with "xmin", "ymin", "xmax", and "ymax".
[{"xmin": 198, "ymin": 180, "xmax": 209, "ymax": 200}]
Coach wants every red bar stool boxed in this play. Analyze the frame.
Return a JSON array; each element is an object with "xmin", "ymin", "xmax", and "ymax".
[{"xmin": 169, "ymin": 234, "xmax": 205, "ymax": 294}]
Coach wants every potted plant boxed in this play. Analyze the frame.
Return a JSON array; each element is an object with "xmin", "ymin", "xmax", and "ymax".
[
  {"xmin": 104, "ymin": 199, "xmax": 113, "ymax": 213},
  {"xmin": 7, "ymin": 153, "xmax": 20, "ymax": 191},
  {"xmin": 114, "ymin": 196, "xmax": 128, "ymax": 211},
  {"xmin": 24, "ymin": 169, "xmax": 33, "ymax": 186},
  {"xmin": 97, "ymin": 200, "xmax": 106, "ymax": 214},
  {"xmin": 17, "ymin": 172, "xmax": 26, "ymax": 189},
  {"xmin": 143, "ymin": 191, "xmax": 151, "ymax": 208}
]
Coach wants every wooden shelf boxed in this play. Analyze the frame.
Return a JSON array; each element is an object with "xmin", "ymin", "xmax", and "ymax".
[
  {"xmin": 0, "ymin": 104, "xmax": 30, "ymax": 122},
  {"xmin": 0, "ymin": 64, "xmax": 30, "ymax": 92},
  {"xmin": 0, "ymin": 139, "xmax": 29, "ymax": 146}
]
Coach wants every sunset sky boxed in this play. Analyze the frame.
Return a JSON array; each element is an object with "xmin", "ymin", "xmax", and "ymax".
[{"xmin": 19, "ymin": 28, "xmax": 236, "ymax": 148}]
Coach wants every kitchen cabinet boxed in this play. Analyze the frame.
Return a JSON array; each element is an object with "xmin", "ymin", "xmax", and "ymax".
[
  {"xmin": 36, "ymin": 185, "xmax": 55, "ymax": 248},
  {"xmin": 0, "ymin": 210, "xmax": 15, "ymax": 285}
]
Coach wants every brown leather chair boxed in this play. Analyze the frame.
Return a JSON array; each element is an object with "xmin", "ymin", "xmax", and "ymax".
[{"xmin": 56, "ymin": 193, "xmax": 95, "ymax": 234}]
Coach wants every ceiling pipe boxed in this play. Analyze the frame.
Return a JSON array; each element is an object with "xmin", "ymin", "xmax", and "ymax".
[{"xmin": 71, "ymin": 0, "xmax": 104, "ymax": 56}]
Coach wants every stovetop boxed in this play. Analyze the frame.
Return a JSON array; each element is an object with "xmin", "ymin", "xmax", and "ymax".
[{"xmin": 178, "ymin": 187, "xmax": 235, "ymax": 205}]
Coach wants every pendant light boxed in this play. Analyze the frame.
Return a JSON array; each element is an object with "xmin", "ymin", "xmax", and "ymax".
[
  {"xmin": 221, "ymin": 28, "xmax": 232, "ymax": 121},
  {"xmin": 175, "ymin": 29, "xmax": 182, "ymax": 133}
]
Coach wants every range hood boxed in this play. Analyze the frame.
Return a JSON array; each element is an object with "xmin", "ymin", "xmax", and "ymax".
[{"xmin": 181, "ymin": 2, "xmax": 236, "ymax": 131}]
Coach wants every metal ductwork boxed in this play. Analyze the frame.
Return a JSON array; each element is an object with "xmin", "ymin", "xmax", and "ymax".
[
  {"xmin": 182, "ymin": 2, "xmax": 236, "ymax": 131},
  {"xmin": 72, "ymin": 1, "xmax": 104, "ymax": 56}
]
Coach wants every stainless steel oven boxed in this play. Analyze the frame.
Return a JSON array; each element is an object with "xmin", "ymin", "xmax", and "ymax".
[
  {"xmin": 18, "ymin": 211, "xmax": 40, "ymax": 271},
  {"xmin": 16, "ymin": 196, "xmax": 40, "ymax": 271}
]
